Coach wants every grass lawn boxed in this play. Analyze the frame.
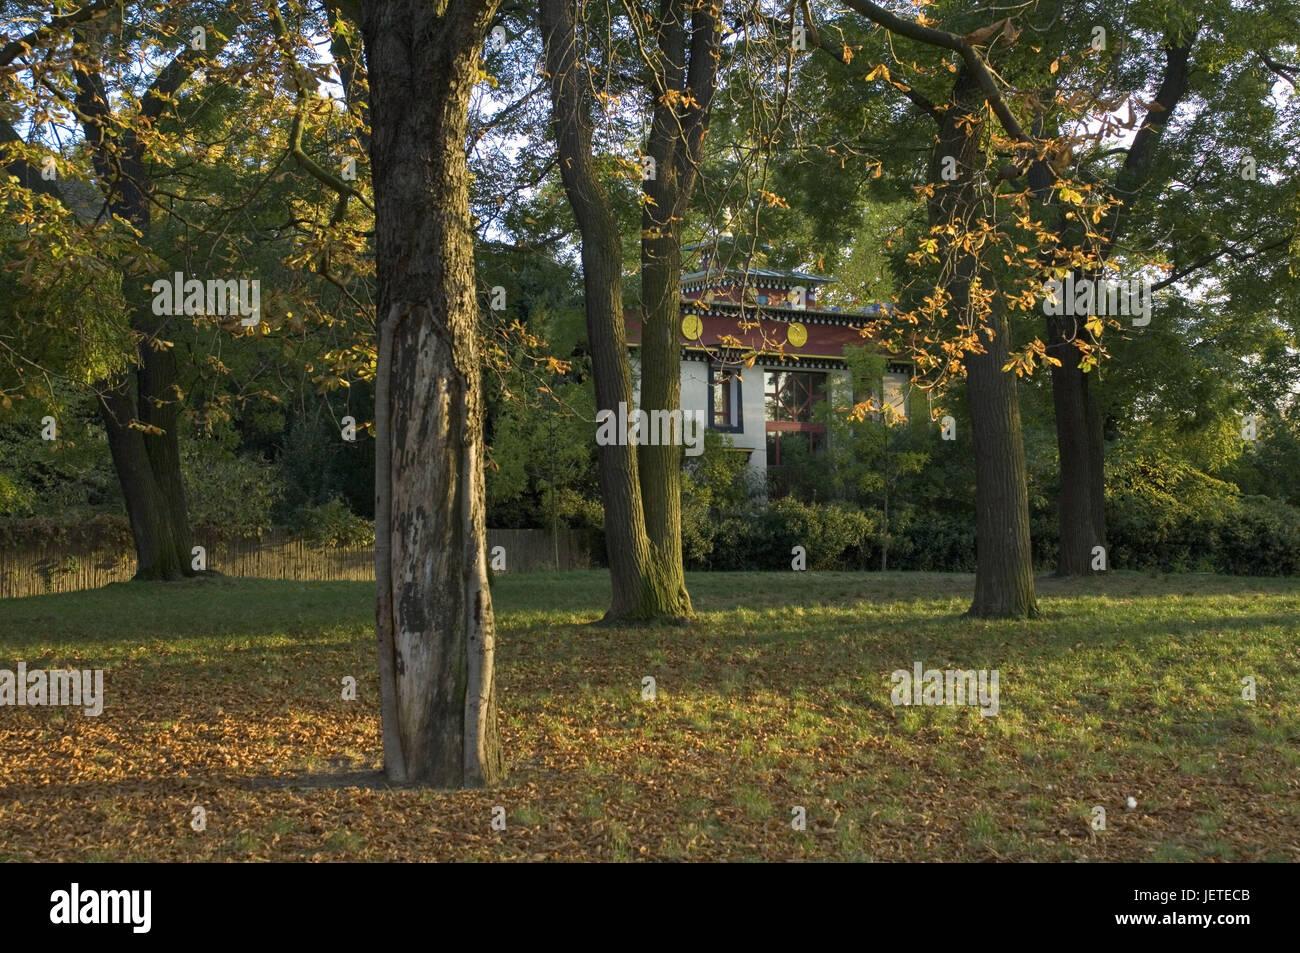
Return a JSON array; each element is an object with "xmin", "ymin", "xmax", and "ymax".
[{"xmin": 1, "ymin": 570, "xmax": 1297, "ymax": 861}]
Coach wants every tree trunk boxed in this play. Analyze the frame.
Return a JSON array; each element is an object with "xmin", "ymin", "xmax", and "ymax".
[
  {"xmin": 1085, "ymin": 380, "xmax": 1106, "ymax": 550},
  {"xmin": 97, "ymin": 375, "xmax": 190, "ymax": 580},
  {"xmin": 539, "ymin": 0, "xmax": 707, "ymax": 622},
  {"xmin": 75, "ymin": 50, "xmax": 196, "ymax": 581},
  {"xmin": 932, "ymin": 68, "xmax": 1038, "ymax": 618},
  {"xmin": 965, "ymin": 302, "xmax": 1038, "ymax": 617},
  {"xmin": 363, "ymin": 0, "xmax": 504, "ymax": 786},
  {"xmin": 629, "ymin": 0, "xmax": 716, "ymax": 620},
  {"xmin": 1046, "ymin": 315, "xmax": 1101, "ymax": 575},
  {"xmin": 1040, "ymin": 37, "xmax": 1194, "ymax": 575},
  {"xmin": 639, "ymin": 231, "xmax": 692, "ymax": 617},
  {"xmin": 881, "ymin": 482, "xmax": 888, "ymax": 572}
]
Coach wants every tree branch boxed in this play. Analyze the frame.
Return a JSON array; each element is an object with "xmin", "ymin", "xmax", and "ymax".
[
  {"xmin": 0, "ymin": 0, "xmax": 115, "ymax": 69},
  {"xmin": 840, "ymin": 0, "xmax": 1033, "ymax": 144}
]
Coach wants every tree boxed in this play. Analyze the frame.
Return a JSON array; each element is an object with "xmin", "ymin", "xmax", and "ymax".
[
  {"xmin": 361, "ymin": 0, "xmax": 505, "ymax": 785},
  {"xmin": 537, "ymin": 0, "xmax": 719, "ymax": 621},
  {"xmin": 801, "ymin": 2, "xmax": 1044, "ymax": 616},
  {"xmin": 924, "ymin": 63, "xmax": 1038, "ymax": 617},
  {"xmin": 1, "ymin": 0, "xmax": 374, "ymax": 580},
  {"xmin": 0, "ymin": 2, "xmax": 242, "ymax": 578},
  {"xmin": 1028, "ymin": 15, "xmax": 1199, "ymax": 576}
]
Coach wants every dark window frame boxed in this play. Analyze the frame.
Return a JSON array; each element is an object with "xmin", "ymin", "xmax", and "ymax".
[{"xmin": 709, "ymin": 361, "xmax": 744, "ymax": 433}]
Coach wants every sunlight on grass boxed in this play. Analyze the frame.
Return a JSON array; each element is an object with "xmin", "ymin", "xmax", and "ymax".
[{"xmin": 1, "ymin": 570, "xmax": 1298, "ymax": 860}]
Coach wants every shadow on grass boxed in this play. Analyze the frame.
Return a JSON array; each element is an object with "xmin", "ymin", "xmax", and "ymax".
[
  {"xmin": 0, "ymin": 769, "xmax": 409, "ymax": 804},
  {"xmin": 237, "ymin": 768, "xmax": 395, "ymax": 792}
]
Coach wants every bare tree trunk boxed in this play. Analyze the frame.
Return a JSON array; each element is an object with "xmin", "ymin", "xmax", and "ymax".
[
  {"xmin": 363, "ymin": 0, "xmax": 504, "ymax": 786},
  {"xmin": 1046, "ymin": 316, "xmax": 1101, "ymax": 576}
]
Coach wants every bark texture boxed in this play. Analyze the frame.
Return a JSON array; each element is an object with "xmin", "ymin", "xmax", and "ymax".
[
  {"xmin": 539, "ymin": 0, "xmax": 716, "ymax": 621},
  {"xmin": 364, "ymin": 0, "xmax": 504, "ymax": 786},
  {"xmin": 932, "ymin": 69, "xmax": 1038, "ymax": 618}
]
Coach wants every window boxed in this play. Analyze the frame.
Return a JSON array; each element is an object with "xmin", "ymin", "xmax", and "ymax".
[
  {"xmin": 764, "ymin": 370, "xmax": 827, "ymax": 472},
  {"xmin": 764, "ymin": 370, "xmax": 827, "ymax": 423},
  {"xmin": 710, "ymin": 362, "xmax": 743, "ymax": 432},
  {"xmin": 882, "ymin": 370, "xmax": 908, "ymax": 421}
]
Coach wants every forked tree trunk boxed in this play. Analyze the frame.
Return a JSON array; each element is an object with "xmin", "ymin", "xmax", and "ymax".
[
  {"xmin": 539, "ymin": 0, "xmax": 714, "ymax": 622},
  {"xmin": 539, "ymin": 0, "xmax": 661, "ymax": 621},
  {"xmin": 932, "ymin": 69, "xmax": 1038, "ymax": 618},
  {"xmin": 363, "ymin": 0, "xmax": 504, "ymax": 786},
  {"xmin": 1040, "ymin": 37, "xmax": 1194, "ymax": 576}
]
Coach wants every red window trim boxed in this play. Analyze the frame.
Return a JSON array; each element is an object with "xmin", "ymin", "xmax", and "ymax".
[{"xmin": 764, "ymin": 421, "xmax": 826, "ymax": 433}]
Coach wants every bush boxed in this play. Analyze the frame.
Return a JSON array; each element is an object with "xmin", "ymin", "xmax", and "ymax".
[
  {"xmin": 1101, "ymin": 451, "xmax": 1300, "ymax": 575},
  {"xmin": 885, "ymin": 510, "xmax": 977, "ymax": 572},
  {"xmin": 289, "ymin": 499, "xmax": 375, "ymax": 549},
  {"xmin": 181, "ymin": 440, "xmax": 282, "ymax": 539},
  {"xmin": 693, "ymin": 498, "xmax": 873, "ymax": 571},
  {"xmin": 1216, "ymin": 496, "xmax": 1300, "ymax": 575},
  {"xmin": 0, "ymin": 513, "xmax": 132, "ymax": 552}
]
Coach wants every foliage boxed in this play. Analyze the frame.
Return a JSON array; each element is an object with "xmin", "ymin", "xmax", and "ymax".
[
  {"xmin": 180, "ymin": 439, "xmax": 282, "ymax": 539},
  {"xmin": 0, "ymin": 512, "xmax": 132, "ymax": 552},
  {"xmin": 680, "ymin": 430, "xmax": 759, "ymax": 563},
  {"xmin": 0, "ymin": 394, "xmax": 120, "ymax": 518},
  {"xmin": 288, "ymin": 497, "xmax": 375, "ymax": 550},
  {"xmin": 1107, "ymin": 450, "xmax": 1300, "ymax": 575},
  {"xmin": 695, "ymin": 498, "xmax": 874, "ymax": 572}
]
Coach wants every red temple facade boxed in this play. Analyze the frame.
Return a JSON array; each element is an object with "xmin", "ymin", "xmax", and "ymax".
[{"xmin": 625, "ymin": 244, "xmax": 912, "ymax": 475}]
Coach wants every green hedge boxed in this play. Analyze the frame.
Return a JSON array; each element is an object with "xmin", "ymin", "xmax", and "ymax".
[
  {"xmin": 699, "ymin": 499, "xmax": 873, "ymax": 571},
  {"xmin": 682, "ymin": 483, "xmax": 1300, "ymax": 576}
]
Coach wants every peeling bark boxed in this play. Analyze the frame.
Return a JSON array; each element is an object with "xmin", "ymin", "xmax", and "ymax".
[{"xmin": 363, "ymin": 0, "xmax": 504, "ymax": 786}]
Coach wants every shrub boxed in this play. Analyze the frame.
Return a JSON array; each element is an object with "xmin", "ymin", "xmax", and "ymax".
[
  {"xmin": 289, "ymin": 499, "xmax": 375, "ymax": 549},
  {"xmin": 1216, "ymin": 496, "xmax": 1300, "ymax": 575},
  {"xmin": 181, "ymin": 440, "xmax": 282, "ymax": 539},
  {"xmin": 888, "ymin": 510, "xmax": 977, "ymax": 572},
  {"xmin": 691, "ymin": 498, "xmax": 873, "ymax": 571},
  {"xmin": 0, "ymin": 513, "xmax": 132, "ymax": 552}
]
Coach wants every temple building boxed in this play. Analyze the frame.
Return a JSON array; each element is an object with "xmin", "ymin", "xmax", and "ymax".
[{"xmin": 626, "ymin": 242, "xmax": 914, "ymax": 477}]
